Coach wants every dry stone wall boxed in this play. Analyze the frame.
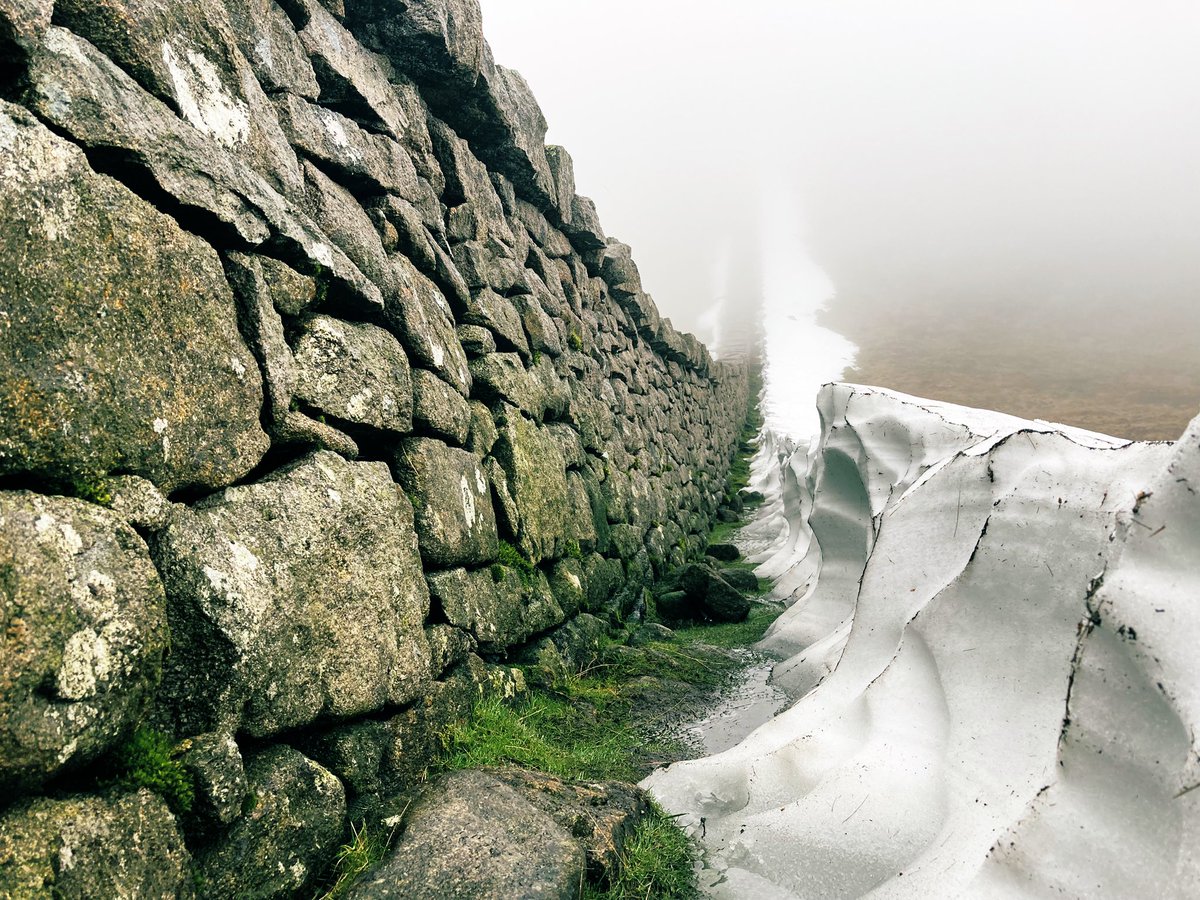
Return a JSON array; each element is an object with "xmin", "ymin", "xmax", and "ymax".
[{"xmin": 0, "ymin": 0, "xmax": 749, "ymax": 894}]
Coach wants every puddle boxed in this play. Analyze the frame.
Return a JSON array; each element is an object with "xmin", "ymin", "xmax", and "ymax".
[{"xmin": 679, "ymin": 651, "xmax": 789, "ymax": 755}]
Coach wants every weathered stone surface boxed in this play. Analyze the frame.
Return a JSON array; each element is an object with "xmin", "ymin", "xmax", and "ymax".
[
  {"xmin": 301, "ymin": 160, "xmax": 396, "ymax": 297},
  {"xmin": 488, "ymin": 768, "xmax": 651, "ymax": 883},
  {"xmin": 522, "ymin": 613, "xmax": 608, "ymax": 684},
  {"xmin": 347, "ymin": 768, "xmax": 583, "ymax": 900},
  {"xmin": 274, "ymin": 409, "xmax": 361, "ymax": 458},
  {"xmin": 393, "ymin": 437, "xmax": 497, "ymax": 568},
  {"xmin": 466, "ymin": 401, "xmax": 499, "ymax": 456},
  {"xmin": 0, "ymin": 101, "xmax": 268, "ymax": 492},
  {"xmin": 224, "ymin": 251, "xmax": 297, "ymax": 429},
  {"xmin": 26, "ymin": 28, "xmax": 383, "ymax": 308},
  {"xmin": 227, "ymin": 0, "xmax": 320, "ymax": 97},
  {"xmin": 386, "ymin": 254, "xmax": 473, "ymax": 395},
  {"xmin": 425, "ymin": 624, "xmax": 475, "ymax": 676},
  {"xmin": 719, "ymin": 567, "xmax": 759, "ymax": 593},
  {"xmin": 411, "ymin": 368, "xmax": 471, "ymax": 445},
  {"xmin": 53, "ymin": 0, "xmax": 304, "ymax": 197},
  {"xmin": 292, "ymin": 315, "xmax": 414, "ymax": 433},
  {"xmin": 426, "ymin": 565, "xmax": 557, "ymax": 652},
  {"xmin": 105, "ymin": 475, "xmax": 174, "ymax": 532},
  {"xmin": 151, "ymin": 452, "xmax": 431, "ymax": 737},
  {"xmin": 705, "ymin": 542, "xmax": 741, "ymax": 562},
  {"xmin": 294, "ymin": 0, "xmax": 413, "ymax": 140},
  {"xmin": 0, "ymin": 0, "xmax": 50, "ymax": 63},
  {"xmin": 260, "ymin": 255, "xmax": 320, "ymax": 316},
  {"xmin": 0, "ymin": 790, "xmax": 191, "ymax": 899},
  {"xmin": 428, "ymin": 117, "xmax": 514, "ymax": 245},
  {"xmin": 463, "ymin": 289, "xmax": 530, "ymax": 357},
  {"xmin": 492, "ymin": 415, "xmax": 571, "ymax": 562},
  {"xmin": 177, "ymin": 731, "xmax": 247, "ymax": 828},
  {"xmin": 457, "ymin": 324, "xmax": 496, "ymax": 358},
  {"xmin": 196, "ymin": 745, "xmax": 344, "ymax": 899},
  {"xmin": 548, "ymin": 558, "xmax": 586, "ymax": 619},
  {"xmin": 468, "ymin": 352, "xmax": 541, "ymax": 415},
  {"xmin": 0, "ymin": 492, "xmax": 167, "ymax": 795},
  {"xmin": 666, "ymin": 562, "xmax": 750, "ymax": 623},
  {"xmin": 516, "ymin": 294, "xmax": 564, "ymax": 357},
  {"xmin": 275, "ymin": 93, "xmax": 421, "ymax": 199}
]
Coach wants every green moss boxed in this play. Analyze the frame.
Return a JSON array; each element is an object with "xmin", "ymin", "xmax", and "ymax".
[
  {"xmin": 583, "ymin": 803, "xmax": 699, "ymax": 899},
  {"xmin": 564, "ymin": 540, "xmax": 583, "ymax": 560},
  {"xmin": 109, "ymin": 727, "xmax": 193, "ymax": 815},
  {"xmin": 568, "ymin": 331, "xmax": 584, "ymax": 352},
  {"xmin": 69, "ymin": 474, "xmax": 112, "ymax": 507},
  {"xmin": 496, "ymin": 539, "xmax": 536, "ymax": 585},
  {"xmin": 531, "ymin": 350, "xmax": 542, "ymax": 365}
]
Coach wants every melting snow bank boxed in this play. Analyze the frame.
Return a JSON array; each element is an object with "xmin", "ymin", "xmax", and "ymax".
[{"xmin": 646, "ymin": 383, "xmax": 1200, "ymax": 898}]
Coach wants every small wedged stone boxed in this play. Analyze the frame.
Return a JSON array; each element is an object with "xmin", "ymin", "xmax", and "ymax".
[
  {"xmin": 105, "ymin": 475, "xmax": 174, "ymax": 532},
  {"xmin": 411, "ymin": 368, "xmax": 471, "ymax": 445},
  {"xmin": 457, "ymin": 324, "xmax": 496, "ymax": 359},
  {"xmin": 273, "ymin": 410, "xmax": 360, "ymax": 458},
  {"xmin": 347, "ymin": 768, "xmax": 583, "ymax": 900},
  {"xmin": 0, "ymin": 789, "xmax": 191, "ymax": 899},
  {"xmin": 227, "ymin": 0, "xmax": 320, "ymax": 97},
  {"xmin": 177, "ymin": 732, "xmax": 247, "ymax": 828},
  {"xmin": 462, "ymin": 289, "xmax": 530, "ymax": 357},
  {"xmin": 393, "ymin": 437, "xmax": 497, "ymax": 568},
  {"xmin": 0, "ymin": 99, "xmax": 268, "ymax": 492},
  {"xmin": 705, "ymin": 542, "xmax": 741, "ymax": 562},
  {"xmin": 425, "ymin": 565, "xmax": 558, "ymax": 652},
  {"xmin": 195, "ymin": 745, "xmax": 344, "ymax": 900},
  {"xmin": 0, "ymin": 492, "xmax": 168, "ymax": 795},
  {"xmin": 466, "ymin": 401, "xmax": 499, "ymax": 456},
  {"xmin": 468, "ymin": 352, "xmax": 543, "ymax": 415},
  {"xmin": 386, "ymin": 254, "xmax": 473, "ymax": 396},
  {"xmin": 224, "ymin": 251, "xmax": 298, "ymax": 429},
  {"xmin": 151, "ymin": 451, "xmax": 431, "ymax": 737},
  {"xmin": 292, "ymin": 314, "xmax": 414, "ymax": 434}
]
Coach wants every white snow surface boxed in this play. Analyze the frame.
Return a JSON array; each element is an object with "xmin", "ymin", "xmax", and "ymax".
[{"xmin": 645, "ymin": 383, "xmax": 1200, "ymax": 898}]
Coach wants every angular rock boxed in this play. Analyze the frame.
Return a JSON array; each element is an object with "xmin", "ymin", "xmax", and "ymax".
[
  {"xmin": 273, "ymin": 409, "xmax": 360, "ymax": 458},
  {"xmin": 516, "ymin": 294, "xmax": 564, "ymax": 357},
  {"xmin": 671, "ymin": 562, "xmax": 750, "ymax": 623},
  {"xmin": 151, "ymin": 452, "xmax": 431, "ymax": 737},
  {"xmin": 226, "ymin": 0, "xmax": 320, "ymax": 97},
  {"xmin": 425, "ymin": 566, "xmax": 533, "ymax": 652},
  {"xmin": 463, "ymin": 289, "xmax": 530, "ymax": 357},
  {"xmin": 428, "ymin": 117, "xmax": 513, "ymax": 245},
  {"xmin": 347, "ymin": 768, "xmax": 583, "ymax": 900},
  {"xmin": 105, "ymin": 475, "xmax": 174, "ymax": 532},
  {"xmin": 0, "ymin": 0, "xmax": 50, "ymax": 65},
  {"xmin": 393, "ymin": 437, "xmax": 497, "ymax": 568},
  {"xmin": 294, "ymin": 0, "xmax": 413, "ymax": 140},
  {"xmin": 275, "ymin": 93, "xmax": 421, "ymax": 200},
  {"xmin": 0, "ymin": 492, "xmax": 168, "ymax": 795},
  {"xmin": 26, "ymin": 28, "xmax": 383, "ymax": 307},
  {"xmin": 425, "ymin": 624, "xmax": 475, "ymax": 676},
  {"xmin": 411, "ymin": 368, "xmax": 471, "ymax": 445},
  {"xmin": 0, "ymin": 101, "xmax": 268, "ymax": 492},
  {"xmin": 705, "ymin": 542, "xmax": 741, "ymax": 563},
  {"xmin": 196, "ymin": 745, "xmax": 344, "ymax": 899},
  {"xmin": 468, "ymin": 352, "xmax": 544, "ymax": 416},
  {"xmin": 177, "ymin": 732, "xmax": 247, "ymax": 828},
  {"xmin": 292, "ymin": 314, "xmax": 414, "ymax": 433},
  {"xmin": 457, "ymin": 324, "xmax": 496, "ymax": 359},
  {"xmin": 466, "ymin": 401, "xmax": 499, "ymax": 456},
  {"xmin": 492, "ymin": 416, "xmax": 571, "ymax": 562},
  {"xmin": 224, "ymin": 251, "xmax": 298, "ymax": 429},
  {"xmin": 260, "ymin": 255, "xmax": 321, "ymax": 316},
  {"xmin": 720, "ymin": 567, "xmax": 759, "ymax": 594},
  {"xmin": 386, "ymin": 254, "xmax": 473, "ymax": 395},
  {"xmin": 301, "ymin": 160, "xmax": 397, "ymax": 296},
  {"xmin": 53, "ymin": 0, "xmax": 305, "ymax": 197},
  {"xmin": 0, "ymin": 790, "xmax": 191, "ymax": 899}
]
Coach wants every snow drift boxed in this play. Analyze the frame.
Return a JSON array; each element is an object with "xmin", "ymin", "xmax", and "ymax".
[{"xmin": 646, "ymin": 384, "xmax": 1200, "ymax": 898}]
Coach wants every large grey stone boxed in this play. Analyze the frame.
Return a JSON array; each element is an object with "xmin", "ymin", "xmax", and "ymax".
[
  {"xmin": 426, "ymin": 566, "xmax": 560, "ymax": 652},
  {"xmin": 196, "ymin": 745, "xmax": 345, "ymax": 900},
  {"xmin": 0, "ymin": 101, "xmax": 268, "ymax": 492},
  {"xmin": 274, "ymin": 93, "xmax": 421, "ymax": 200},
  {"xmin": 151, "ymin": 452, "xmax": 431, "ymax": 737},
  {"xmin": 0, "ymin": 790, "xmax": 191, "ymax": 899},
  {"xmin": 227, "ymin": 0, "xmax": 320, "ymax": 97},
  {"xmin": 53, "ymin": 0, "xmax": 305, "ymax": 197},
  {"xmin": 177, "ymin": 731, "xmax": 247, "ymax": 829},
  {"xmin": 348, "ymin": 768, "xmax": 583, "ymax": 900},
  {"xmin": 0, "ymin": 492, "xmax": 167, "ymax": 795},
  {"xmin": 26, "ymin": 28, "xmax": 383, "ymax": 309},
  {"xmin": 492, "ymin": 416, "xmax": 571, "ymax": 562},
  {"xmin": 393, "ymin": 437, "xmax": 497, "ymax": 568},
  {"xmin": 292, "ymin": 315, "xmax": 414, "ymax": 434}
]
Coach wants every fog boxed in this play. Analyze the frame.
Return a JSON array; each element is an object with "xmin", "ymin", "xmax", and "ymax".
[{"xmin": 481, "ymin": 0, "xmax": 1200, "ymax": 438}]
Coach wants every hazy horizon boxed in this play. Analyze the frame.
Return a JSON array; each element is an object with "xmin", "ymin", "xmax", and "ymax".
[{"xmin": 482, "ymin": 0, "xmax": 1200, "ymax": 438}]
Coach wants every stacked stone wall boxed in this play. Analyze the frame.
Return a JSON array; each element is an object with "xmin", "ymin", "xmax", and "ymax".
[{"xmin": 0, "ymin": 0, "xmax": 749, "ymax": 894}]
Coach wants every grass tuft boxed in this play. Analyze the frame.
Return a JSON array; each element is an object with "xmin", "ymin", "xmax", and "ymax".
[
  {"xmin": 583, "ymin": 802, "xmax": 700, "ymax": 899},
  {"xmin": 496, "ymin": 539, "xmax": 537, "ymax": 585},
  {"xmin": 314, "ymin": 820, "xmax": 390, "ymax": 900}
]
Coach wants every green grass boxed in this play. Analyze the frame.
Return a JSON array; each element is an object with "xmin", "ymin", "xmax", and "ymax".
[
  {"xmin": 314, "ymin": 820, "xmax": 391, "ymax": 900},
  {"xmin": 439, "ymin": 686, "xmax": 644, "ymax": 782},
  {"xmin": 582, "ymin": 803, "xmax": 700, "ymax": 900},
  {"xmin": 495, "ymin": 539, "xmax": 537, "ymax": 585},
  {"xmin": 671, "ymin": 602, "xmax": 782, "ymax": 648}
]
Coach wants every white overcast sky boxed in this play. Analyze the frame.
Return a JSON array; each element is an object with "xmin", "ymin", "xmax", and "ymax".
[{"xmin": 480, "ymin": 1, "xmax": 1200, "ymax": 341}]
